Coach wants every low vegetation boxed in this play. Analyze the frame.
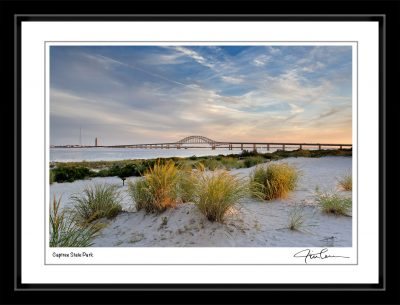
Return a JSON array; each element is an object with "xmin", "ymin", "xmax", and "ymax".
[
  {"xmin": 243, "ymin": 156, "xmax": 265, "ymax": 168},
  {"xmin": 338, "ymin": 173, "xmax": 352, "ymax": 191},
  {"xmin": 288, "ymin": 205, "xmax": 305, "ymax": 231},
  {"xmin": 50, "ymin": 148, "xmax": 351, "ymax": 183},
  {"xmin": 128, "ymin": 160, "xmax": 181, "ymax": 213},
  {"xmin": 250, "ymin": 163, "xmax": 299, "ymax": 200},
  {"xmin": 177, "ymin": 167, "xmax": 198, "ymax": 203},
  {"xmin": 315, "ymin": 190, "xmax": 352, "ymax": 216},
  {"xmin": 49, "ymin": 196, "xmax": 101, "ymax": 247},
  {"xmin": 69, "ymin": 184, "xmax": 122, "ymax": 224},
  {"xmin": 193, "ymin": 170, "xmax": 248, "ymax": 222},
  {"xmin": 51, "ymin": 166, "xmax": 95, "ymax": 183}
]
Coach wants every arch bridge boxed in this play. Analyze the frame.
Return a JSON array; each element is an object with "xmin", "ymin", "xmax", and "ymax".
[
  {"xmin": 175, "ymin": 136, "xmax": 220, "ymax": 145},
  {"xmin": 61, "ymin": 135, "xmax": 352, "ymax": 151}
]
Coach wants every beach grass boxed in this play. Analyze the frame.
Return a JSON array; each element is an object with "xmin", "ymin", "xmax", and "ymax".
[
  {"xmin": 177, "ymin": 168, "xmax": 198, "ymax": 203},
  {"xmin": 220, "ymin": 157, "xmax": 243, "ymax": 170},
  {"xmin": 199, "ymin": 158, "xmax": 223, "ymax": 171},
  {"xmin": 288, "ymin": 205, "xmax": 305, "ymax": 231},
  {"xmin": 69, "ymin": 184, "xmax": 122, "ymax": 224},
  {"xmin": 193, "ymin": 170, "xmax": 248, "ymax": 222},
  {"xmin": 49, "ymin": 196, "xmax": 101, "ymax": 247},
  {"xmin": 250, "ymin": 163, "xmax": 299, "ymax": 200},
  {"xmin": 338, "ymin": 173, "xmax": 352, "ymax": 191},
  {"xmin": 315, "ymin": 191, "xmax": 352, "ymax": 216},
  {"xmin": 128, "ymin": 160, "xmax": 180, "ymax": 213}
]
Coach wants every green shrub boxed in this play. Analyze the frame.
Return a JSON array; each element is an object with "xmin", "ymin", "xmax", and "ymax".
[
  {"xmin": 338, "ymin": 173, "xmax": 352, "ymax": 191},
  {"xmin": 49, "ymin": 196, "xmax": 101, "ymax": 247},
  {"xmin": 244, "ymin": 156, "xmax": 265, "ymax": 168},
  {"xmin": 193, "ymin": 170, "xmax": 248, "ymax": 222},
  {"xmin": 49, "ymin": 170, "xmax": 56, "ymax": 184},
  {"xmin": 51, "ymin": 166, "xmax": 94, "ymax": 183},
  {"xmin": 240, "ymin": 149, "xmax": 258, "ymax": 157},
  {"xmin": 315, "ymin": 191, "xmax": 352, "ymax": 216},
  {"xmin": 250, "ymin": 163, "xmax": 299, "ymax": 200},
  {"xmin": 127, "ymin": 160, "xmax": 180, "ymax": 213},
  {"xmin": 69, "ymin": 184, "xmax": 122, "ymax": 224}
]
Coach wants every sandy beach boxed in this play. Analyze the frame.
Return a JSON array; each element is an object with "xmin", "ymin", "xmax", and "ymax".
[{"xmin": 50, "ymin": 156, "xmax": 352, "ymax": 247}]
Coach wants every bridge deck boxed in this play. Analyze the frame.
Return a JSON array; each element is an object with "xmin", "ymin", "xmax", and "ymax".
[{"xmin": 53, "ymin": 142, "xmax": 352, "ymax": 150}]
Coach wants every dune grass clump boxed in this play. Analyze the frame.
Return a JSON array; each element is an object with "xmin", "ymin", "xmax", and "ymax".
[
  {"xmin": 315, "ymin": 191, "xmax": 352, "ymax": 216},
  {"xmin": 250, "ymin": 163, "xmax": 299, "ymax": 200},
  {"xmin": 338, "ymin": 173, "xmax": 352, "ymax": 191},
  {"xmin": 288, "ymin": 205, "xmax": 305, "ymax": 231},
  {"xmin": 69, "ymin": 184, "xmax": 122, "ymax": 224},
  {"xmin": 50, "ymin": 196, "xmax": 101, "ymax": 247},
  {"xmin": 193, "ymin": 170, "xmax": 248, "ymax": 222},
  {"xmin": 128, "ymin": 160, "xmax": 180, "ymax": 213},
  {"xmin": 177, "ymin": 168, "xmax": 198, "ymax": 203}
]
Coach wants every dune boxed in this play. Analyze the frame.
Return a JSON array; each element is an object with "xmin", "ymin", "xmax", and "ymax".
[{"xmin": 50, "ymin": 156, "xmax": 352, "ymax": 247}]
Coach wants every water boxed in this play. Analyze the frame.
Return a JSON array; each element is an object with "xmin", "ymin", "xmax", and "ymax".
[{"xmin": 49, "ymin": 146, "xmax": 307, "ymax": 162}]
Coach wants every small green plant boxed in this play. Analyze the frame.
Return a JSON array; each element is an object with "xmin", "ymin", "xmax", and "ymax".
[
  {"xmin": 250, "ymin": 163, "xmax": 299, "ymax": 200},
  {"xmin": 49, "ymin": 196, "xmax": 101, "ymax": 247},
  {"xmin": 127, "ymin": 160, "xmax": 180, "ymax": 213},
  {"xmin": 158, "ymin": 216, "xmax": 169, "ymax": 230},
  {"xmin": 193, "ymin": 170, "xmax": 248, "ymax": 222},
  {"xmin": 69, "ymin": 184, "xmax": 122, "ymax": 224},
  {"xmin": 315, "ymin": 190, "xmax": 352, "ymax": 216},
  {"xmin": 338, "ymin": 173, "xmax": 352, "ymax": 191},
  {"xmin": 288, "ymin": 205, "xmax": 305, "ymax": 231}
]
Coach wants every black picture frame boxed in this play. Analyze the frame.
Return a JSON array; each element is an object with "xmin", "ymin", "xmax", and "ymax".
[{"xmin": 2, "ymin": 1, "xmax": 398, "ymax": 304}]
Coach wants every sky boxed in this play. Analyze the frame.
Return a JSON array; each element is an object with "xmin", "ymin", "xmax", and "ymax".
[{"xmin": 50, "ymin": 45, "xmax": 352, "ymax": 145}]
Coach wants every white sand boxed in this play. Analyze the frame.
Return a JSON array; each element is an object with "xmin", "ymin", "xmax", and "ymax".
[{"xmin": 50, "ymin": 156, "xmax": 352, "ymax": 247}]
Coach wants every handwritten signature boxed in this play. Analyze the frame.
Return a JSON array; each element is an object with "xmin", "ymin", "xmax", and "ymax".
[{"xmin": 293, "ymin": 248, "xmax": 350, "ymax": 264}]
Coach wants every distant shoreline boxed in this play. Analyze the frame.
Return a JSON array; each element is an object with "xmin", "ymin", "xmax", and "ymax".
[{"xmin": 50, "ymin": 148, "xmax": 352, "ymax": 184}]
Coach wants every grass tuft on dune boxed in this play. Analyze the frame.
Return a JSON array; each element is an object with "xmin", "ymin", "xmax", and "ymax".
[
  {"xmin": 69, "ymin": 184, "xmax": 122, "ymax": 224},
  {"xmin": 50, "ymin": 196, "xmax": 101, "ymax": 247},
  {"xmin": 193, "ymin": 170, "xmax": 248, "ymax": 222},
  {"xmin": 128, "ymin": 160, "xmax": 181, "ymax": 213},
  {"xmin": 250, "ymin": 163, "xmax": 299, "ymax": 200}
]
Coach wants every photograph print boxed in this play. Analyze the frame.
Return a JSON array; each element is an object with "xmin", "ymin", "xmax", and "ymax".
[{"xmin": 48, "ymin": 44, "xmax": 353, "ymax": 249}]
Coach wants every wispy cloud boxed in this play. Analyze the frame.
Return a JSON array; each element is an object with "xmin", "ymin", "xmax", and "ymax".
[{"xmin": 50, "ymin": 45, "xmax": 352, "ymax": 145}]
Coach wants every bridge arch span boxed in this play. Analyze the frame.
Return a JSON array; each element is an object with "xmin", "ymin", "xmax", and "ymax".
[{"xmin": 176, "ymin": 135, "xmax": 219, "ymax": 145}]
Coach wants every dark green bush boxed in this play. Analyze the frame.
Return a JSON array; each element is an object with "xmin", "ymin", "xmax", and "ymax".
[{"xmin": 52, "ymin": 167, "xmax": 94, "ymax": 183}]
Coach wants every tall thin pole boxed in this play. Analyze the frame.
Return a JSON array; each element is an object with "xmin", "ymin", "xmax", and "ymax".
[{"xmin": 79, "ymin": 127, "xmax": 82, "ymax": 146}]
